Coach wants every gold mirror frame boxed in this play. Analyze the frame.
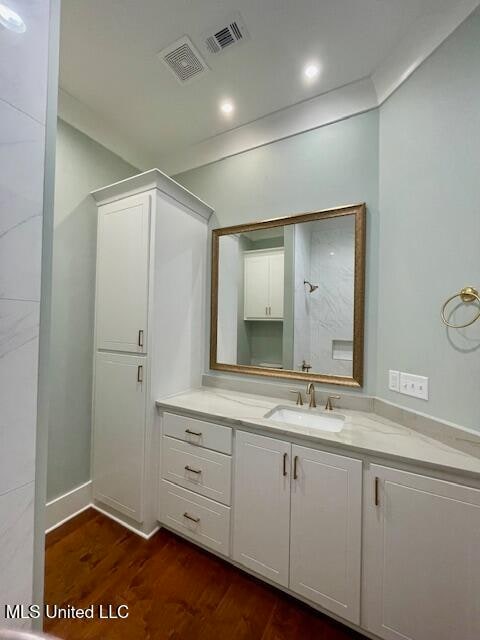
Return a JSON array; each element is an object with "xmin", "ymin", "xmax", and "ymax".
[{"xmin": 210, "ymin": 203, "xmax": 366, "ymax": 387}]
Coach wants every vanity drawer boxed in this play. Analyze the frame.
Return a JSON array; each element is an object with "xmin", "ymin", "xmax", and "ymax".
[
  {"xmin": 162, "ymin": 436, "xmax": 232, "ymax": 505},
  {"xmin": 159, "ymin": 480, "xmax": 230, "ymax": 557},
  {"xmin": 163, "ymin": 412, "xmax": 232, "ymax": 454}
]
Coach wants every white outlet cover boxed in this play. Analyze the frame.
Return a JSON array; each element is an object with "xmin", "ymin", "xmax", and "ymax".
[
  {"xmin": 399, "ymin": 372, "xmax": 429, "ymax": 400},
  {"xmin": 389, "ymin": 370, "xmax": 400, "ymax": 392}
]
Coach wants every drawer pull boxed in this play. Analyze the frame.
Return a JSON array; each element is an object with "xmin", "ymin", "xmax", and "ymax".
[
  {"xmin": 185, "ymin": 465, "xmax": 202, "ymax": 475},
  {"xmin": 138, "ymin": 329, "xmax": 144, "ymax": 348},
  {"xmin": 183, "ymin": 512, "xmax": 200, "ymax": 523},
  {"xmin": 185, "ymin": 428, "xmax": 202, "ymax": 437}
]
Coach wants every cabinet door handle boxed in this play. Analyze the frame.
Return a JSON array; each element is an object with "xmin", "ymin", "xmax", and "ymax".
[
  {"xmin": 283, "ymin": 452, "xmax": 288, "ymax": 477},
  {"xmin": 185, "ymin": 428, "xmax": 202, "ymax": 437},
  {"xmin": 265, "ymin": 306, "xmax": 268, "ymax": 316},
  {"xmin": 138, "ymin": 329, "xmax": 144, "ymax": 348},
  {"xmin": 269, "ymin": 306, "xmax": 271, "ymax": 316},
  {"xmin": 185, "ymin": 465, "xmax": 202, "ymax": 475},
  {"xmin": 374, "ymin": 476, "xmax": 380, "ymax": 506},
  {"xmin": 293, "ymin": 455, "xmax": 299, "ymax": 480},
  {"xmin": 137, "ymin": 365, "xmax": 143, "ymax": 383},
  {"xmin": 183, "ymin": 512, "xmax": 200, "ymax": 523}
]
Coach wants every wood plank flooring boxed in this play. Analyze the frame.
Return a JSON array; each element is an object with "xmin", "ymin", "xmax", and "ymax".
[{"xmin": 44, "ymin": 509, "xmax": 365, "ymax": 640}]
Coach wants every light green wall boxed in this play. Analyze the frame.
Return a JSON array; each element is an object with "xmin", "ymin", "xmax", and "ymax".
[
  {"xmin": 377, "ymin": 11, "xmax": 480, "ymax": 430},
  {"xmin": 47, "ymin": 120, "xmax": 139, "ymax": 501},
  {"xmin": 176, "ymin": 110, "xmax": 380, "ymax": 395}
]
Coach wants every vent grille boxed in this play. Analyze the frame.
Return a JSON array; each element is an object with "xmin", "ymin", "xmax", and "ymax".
[
  {"xmin": 203, "ymin": 12, "xmax": 249, "ymax": 55},
  {"xmin": 158, "ymin": 36, "xmax": 209, "ymax": 84}
]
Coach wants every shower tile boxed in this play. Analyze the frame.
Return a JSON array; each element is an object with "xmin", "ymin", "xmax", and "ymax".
[
  {"xmin": 0, "ymin": 100, "xmax": 45, "ymax": 301},
  {"xmin": 0, "ymin": 482, "xmax": 35, "ymax": 628},
  {"xmin": 0, "ymin": 0, "xmax": 50, "ymax": 123},
  {"xmin": 0, "ymin": 299, "xmax": 39, "ymax": 496}
]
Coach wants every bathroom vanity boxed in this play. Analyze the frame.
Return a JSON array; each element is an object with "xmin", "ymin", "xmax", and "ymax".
[
  {"xmin": 87, "ymin": 184, "xmax": 480, "ymax": 639},
  {"xmin": 156, "ymin": 387, "xmax": 480, "ymax": 640}
]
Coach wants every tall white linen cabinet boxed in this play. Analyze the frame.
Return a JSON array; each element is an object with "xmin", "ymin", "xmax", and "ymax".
[{"xmin": 91, "ymin": 169, "xmax": 213, "ymax": 535}]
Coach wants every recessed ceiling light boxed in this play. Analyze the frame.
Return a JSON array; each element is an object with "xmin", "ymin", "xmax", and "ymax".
[
  {"xmin": 220, "ymin": 100, "xmax": 234, "ymax": 115},
  {"xmin": 304, "ymin": 63, "xmax": 320, "ymax": 81},
  {"xmin": 0, "ymin": 3, "xmax": 26, "ymax": 33}
]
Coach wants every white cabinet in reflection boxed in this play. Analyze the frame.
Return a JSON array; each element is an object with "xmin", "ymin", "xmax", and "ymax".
[{"xmin": 244, "ymin": 248, "xmax": 284, "ymax": 320}]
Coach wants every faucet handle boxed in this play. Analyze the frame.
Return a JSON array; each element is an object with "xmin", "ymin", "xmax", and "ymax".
[
  {"xmin": 325, "ymin": 395, "xmax": 341, "ymax": 411},
  {"xmin": 289, "ymin": 390, "xmax": 304, "ymax": 406}
]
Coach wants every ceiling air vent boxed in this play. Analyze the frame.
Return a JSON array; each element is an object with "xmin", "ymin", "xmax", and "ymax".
[
  {"xmin": 203, "ymin": 12, "xmax": 250, "ymax": 55},
  {"xmin": 158, "ymin": 36, "xmax": 209, "ymax": 84}
]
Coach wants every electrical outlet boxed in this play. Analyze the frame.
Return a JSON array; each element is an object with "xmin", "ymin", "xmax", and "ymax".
[
  {"xmin": 388, "ymin": 370, "xmax": 400, "ymax": 392},
  {"xmin": 399, "ymin": 372, "xmax": 429, "ymax": 400}
]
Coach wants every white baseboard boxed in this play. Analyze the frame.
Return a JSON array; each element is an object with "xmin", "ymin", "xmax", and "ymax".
[
  {"xmin": 45, "ymin": 481, "xmax": 160, "ymax": 540},
  {"xmin": 91, "ymin": 503, "xmax": 160, "ymax": 540},
  {"xmin": 45, "ymin": 480, "xmax": 93, "ymax": 533}
]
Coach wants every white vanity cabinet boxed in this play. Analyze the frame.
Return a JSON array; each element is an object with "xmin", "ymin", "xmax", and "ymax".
[
  {"xmin": 233, "ymin": 431, "xmax": 362, "ymax": 623},
  {"xmin": 244, "ymin": 248, "xmax": 284, "ymax": 320},
  {"xmin": 156, "ymin": 407, "xmax": 480, "ymax": 639},
  {"xmin": 233, "ymin": 431, "xmax": 291, "ymax": 586},
  {"xmin": 91, "ymin": 170, "xmax": 212, "ymax": 534},
  {"xmin": 364, "ymin": 465, "xmax": 480, "ymax": 640},
  {"xmin": 158, "ymin": 413, "xmax": 233, "ymax": 556},
  {"xmin": 290, "ymin": 445, "xmax": 362, "ymax": 623}
]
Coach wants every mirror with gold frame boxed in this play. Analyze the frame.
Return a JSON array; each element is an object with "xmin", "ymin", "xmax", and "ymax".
[{"xmin": 210, "ymin": 203, "xmax": 366, "ymax": 387}]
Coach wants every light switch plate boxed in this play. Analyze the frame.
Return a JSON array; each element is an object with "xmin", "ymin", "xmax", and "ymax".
[
  {"xmin": 388, "ymin": 370, "xmax": 400, "ymax": 392},
  {"xmin": 399, "ymin": 372, "xmax": 429, "ymax": 400}
]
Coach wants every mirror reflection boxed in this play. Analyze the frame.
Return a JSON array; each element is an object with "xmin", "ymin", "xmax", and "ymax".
[{"xmin": 213, "ymin": 205, "xmax": 365, "ymax": 385}]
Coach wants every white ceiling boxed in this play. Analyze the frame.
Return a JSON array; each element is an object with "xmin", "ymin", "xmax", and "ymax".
[{"xmin": 59, "ymin": 0, "xmax": 479, "ymax": 171}]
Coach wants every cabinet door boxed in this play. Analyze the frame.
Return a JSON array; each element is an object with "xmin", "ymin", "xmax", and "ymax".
[
  {"xmin": 93, "ymin": 352, "xmax": 146, "ymax": 522},
  {"xmin": 233, "ymin": 431, "xmax": 291, "ymax": 586},
  {"xmin": 244, "ymin": 253, "xmax": 269, "ymax": 319},
  {"xmin": 290, "ymin": 445, "xmax": 362, "ymax": 623},
  {"xmin": 268, "ymin": 251, "xmax": 284, "ymax": 319},
  {"xmin": 96, "ymin": 193, "xmax": 150, "ymax": 352},
  {"xmin": 364, "ymin": 465, "xmax": 480, "ymax": 640}
]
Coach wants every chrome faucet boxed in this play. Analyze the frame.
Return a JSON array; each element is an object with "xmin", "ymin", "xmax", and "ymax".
[
  {"xmin": 325, "ymin": 395, "xmax": 341, "ymax": 411},
  {"xmin": 306, "ymin": 383, "xmax": 316, "ymax": 408}
]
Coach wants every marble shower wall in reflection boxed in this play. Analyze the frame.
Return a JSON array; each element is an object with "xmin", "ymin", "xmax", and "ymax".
[
  {"xmin": 293, "ymin": 217, "xmax": 355, "ymax": 376},
  {"xmin": 0, "ymin": 0, "xmax": 53, "ymax": 628},
  {"xmin": 293, "ymin": 222, "xmax": 311, "ymax": 369}
]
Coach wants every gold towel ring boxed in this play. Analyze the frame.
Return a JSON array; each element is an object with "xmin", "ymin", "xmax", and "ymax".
[{"xmin": 441, "ymin": 286, "xmax": 480, "ymax": 328}]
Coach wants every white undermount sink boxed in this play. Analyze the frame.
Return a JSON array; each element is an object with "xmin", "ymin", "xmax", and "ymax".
[{"xmin": 265, "ymin": 406, "xmax": 345, "ymax": 432}]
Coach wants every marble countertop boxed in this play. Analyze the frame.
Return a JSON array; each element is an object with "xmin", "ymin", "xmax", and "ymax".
[{"xmin": 156, "ymin": 387, "xmax": 480, "ymax": 478}]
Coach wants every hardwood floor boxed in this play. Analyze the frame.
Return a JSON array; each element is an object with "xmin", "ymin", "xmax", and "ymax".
[{"xmin": 44, "ymin": 509, "xmax": 365, "ymax": 640}]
